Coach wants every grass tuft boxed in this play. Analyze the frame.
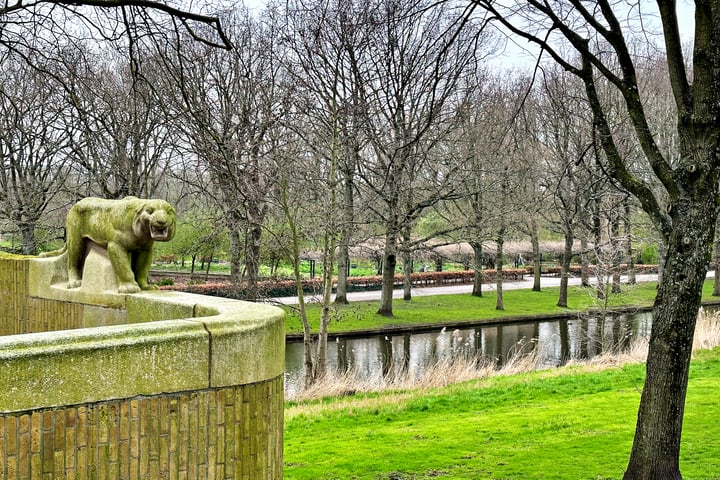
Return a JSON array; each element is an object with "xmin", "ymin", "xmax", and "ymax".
[{"xmin": 693, "ymin": 306, "xmax": 720, "ymax": 351}]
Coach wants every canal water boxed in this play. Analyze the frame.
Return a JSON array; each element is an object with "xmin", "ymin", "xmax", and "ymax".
[{"xmin": 284, "ymin": 311, "xmax": 653, "ymax": 397}]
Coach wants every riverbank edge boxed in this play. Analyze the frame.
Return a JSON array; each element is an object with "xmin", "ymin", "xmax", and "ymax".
[{"xmin": 285, "ymin": 297, "xmax": 720, "ymax": 342}]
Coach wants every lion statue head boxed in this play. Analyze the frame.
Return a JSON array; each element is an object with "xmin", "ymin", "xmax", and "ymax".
[{"xmin": 132, "ymin": 199, "xmax": 176, "ymax": 243}]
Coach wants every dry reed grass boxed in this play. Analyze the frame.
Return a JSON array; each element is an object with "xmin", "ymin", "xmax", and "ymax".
[
  {"xmin": 286, "ymin": 309, "xmax": 720, "ymax": 409},
  {"xmin": 693, "ymin": 307, "xmax": 720, "ymax": 350}
]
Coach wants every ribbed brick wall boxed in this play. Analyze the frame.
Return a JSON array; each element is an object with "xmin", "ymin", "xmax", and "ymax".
[
  {"xmin": 0, "ymin": 257, "xmax": 30, "ymax": 335},
  {"xmin": 0, "ymin": 378, "xmax": 283, "ymax": 480},
  {"xmin": 0, "ymin": 257, "xmax": 84, "ymax": 335}
]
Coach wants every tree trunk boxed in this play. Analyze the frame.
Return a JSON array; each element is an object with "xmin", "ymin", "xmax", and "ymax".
[
  {"xmin": 627, "ymin": 247, "xmax": 637, "ymax": 285},
  {"xmin": 531, "ymin": 230, "xmax": 541, "ymax": 292},
  {"xmin": 402, "ymin": 251, "xmax": 413, "ymax": 301},
  {"xmin": 204, "ymin": 251, "xmax": 213, "ymax": 280},
  {"xmin": 334, "ymin": 165, "xmax": 355, "ymax": 304},
  {"xmin": 592, "ymin": 197, "xmax": 605, "ymax": 300},
  {"xmin": 245, "ymin": 220, "xmax": 263, "ymax": 302},
  {"xmin": 471, "ymin": 241, "xmax": 483, "ymax": 297},
  {"xmin": 557, "ymin": 230, "xmax": 573, "ymax": 308},
  {"xmin": 623, "ymin": 203, "xmax": 715, "ymax": 480},
  {"xmin": 314, "ymin": 235, "xmax": 336, "ymax": 381},
  {"xmin": 335, "ymin": 244, "xmax": 350, "ymax": 304},
  {"xmin": 611, "ymin": 208, "xmax": 621, "ymax": 294},
  {"xmin": 302, "ymin": 331, "xmax": 314, "ymax": 390},
  {"xmin": 495, "ymin": 230, "xmax": 504, "ymax": 311},
  {"xmin": 228, "ymin": 226, "xmax": 243, "ymax": 284},
  {"xmin": 402, "ymin": 227, "xmax": 413, "ymax": 301},
  {"xmin": 279, "ymin": 177, "xmax": 314, "ymax": 389},
  {"xmin": 656, "ymin": 240, "xmax": 665, "ymax": 286},
  {"xmin": 580, "ymin": 238, "xmax": 590, "ymax": 288},
  {"xmin": 377, "ymin": 230, "xmax": 398, "ymax": 317},
  {"xmin": 19, "ymin": 221, "xmax": 37, "ymax": 256},
  {"xmin": 625, "ymin": 200, "xmax": 636, "ymax": 285}
]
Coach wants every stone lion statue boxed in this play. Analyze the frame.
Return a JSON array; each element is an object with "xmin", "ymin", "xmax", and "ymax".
[{"xmin": 58, "ymin": 196, "xmax": 176, "ymax": 293}]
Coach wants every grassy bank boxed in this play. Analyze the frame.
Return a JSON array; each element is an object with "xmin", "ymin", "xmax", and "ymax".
[
  {"xmin": 284, "ymin": 287, "xmax": 720, "ymax": 479},
  {"xmin": 284, "ymin": 281, "xmax": 670, "ymax": 335},
  {"xmin": 284, "ymin": 344, "xmax": 720, "ymax": 479}
]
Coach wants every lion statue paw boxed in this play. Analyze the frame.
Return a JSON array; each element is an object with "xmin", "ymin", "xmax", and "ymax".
[{"xmin": 118, "ymin": 283, "xmax": 142, "ymax": 294}]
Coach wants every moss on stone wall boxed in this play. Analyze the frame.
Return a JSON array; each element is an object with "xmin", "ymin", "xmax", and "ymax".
[{"xmin": 0, "ymin": 255, "xmax": 285, "ymax": 479}]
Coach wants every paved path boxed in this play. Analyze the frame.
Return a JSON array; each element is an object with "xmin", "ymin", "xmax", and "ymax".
[{"xmin": 269, "ymin": 273, "xmax": 663, "ymax": 305}]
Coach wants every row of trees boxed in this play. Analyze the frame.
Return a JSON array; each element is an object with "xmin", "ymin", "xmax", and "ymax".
[
  {"xmin": 0, "ymin": 0, "xmax": 671, "ymax": 371},
  {"xmin": 1, "ymin": 1, "xmax": 715, "ymax": 477},
  {"xmin": 0, "ymin": 0, "xmax": 656, "ymax": 376},
  {"xmin": 1, "ymin": 5, "xmax": 657, "ymax": 279}
]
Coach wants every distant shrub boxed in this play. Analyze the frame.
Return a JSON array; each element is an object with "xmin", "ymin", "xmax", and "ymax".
[{"xmin": 162, "ymin": 269, "xmax": 530, "ymax": 299}]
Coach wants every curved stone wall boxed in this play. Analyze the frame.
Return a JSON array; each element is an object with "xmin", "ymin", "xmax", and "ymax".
[{"xmin": 0, "ymin": 252, "xmax": 285, "ymax": 479}]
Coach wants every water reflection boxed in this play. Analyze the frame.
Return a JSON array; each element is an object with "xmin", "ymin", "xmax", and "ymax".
[{"xmin": 284, "ymin": 312, "xmax": 653, "ymax": 398}]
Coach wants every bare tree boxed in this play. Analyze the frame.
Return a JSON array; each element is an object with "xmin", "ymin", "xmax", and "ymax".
[
  {"xmin": 166, "ymin": 9, "xmax": 288, "ymax": 301},
  {"xmin": 513, "ymin": 85, "xmax": 550, "ymax": 293},
  {"xmin": 281, "ymin": 0, "xmax": 374, "ymax": 306},
  {"xmin": 271, "ymin": 144, "xmax": 315, "ymax": 388},
  {"xmin": 0, "ymin": 0, "xmax": 232, "ymax": 251},
  {"xmin": 451, "ymin": 70, "xmax": 496, "ymax": 298},
  {"xmin": 351, "ymin": 0, "xmax": 483, "ymax": 316},
  {"xmin": 64, "ymin": 52, "xmax": 178, "ymax": 199},
  {"xmin": 0, "ymin": 0, "xmax": 230, "ymax": 64},
  {"xmin": 535, "ymin": 65, "xmax": 595, "ymax": 307},
  {"xmin": 280, "ymin": 0, "xmax": 377, "ymax": 381},
  {"xmin": 0, "ymin": 53, "xmax": 75, "ymax": 254},
  {"xmin": 466, "ymin": 1, "xmax": 720, "ymax": 478}
]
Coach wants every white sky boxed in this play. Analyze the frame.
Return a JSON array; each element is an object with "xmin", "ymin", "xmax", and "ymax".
[
  {"xmin": 493, "ymin": 1, "xmax": 696, "ymax": 70},
  {"xmin": 237, "ymin": 0, "xmax": 696, "ymax": 71}
]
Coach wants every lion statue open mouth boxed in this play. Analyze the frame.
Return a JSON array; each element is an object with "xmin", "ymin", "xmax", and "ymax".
[{"xmin": 58, "ymin": 196, "xmax": 177, "ymax": 293}]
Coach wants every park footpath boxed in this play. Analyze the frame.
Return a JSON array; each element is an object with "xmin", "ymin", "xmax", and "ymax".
[{"xmin": 270, "ymin": 272, "xmax": 664, "ymax": 305}]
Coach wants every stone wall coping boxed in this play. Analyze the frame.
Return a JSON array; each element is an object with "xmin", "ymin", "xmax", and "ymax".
[{"xmin": 0, "ymin": 254, "xmax": 285, "ymax": 413}]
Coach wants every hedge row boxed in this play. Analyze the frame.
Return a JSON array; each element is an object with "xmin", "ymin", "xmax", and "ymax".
[
  {"xmin": 161, "ymin": 268, "xmax": 527, "ymax": 299},
  {"xmin": 161, "ymin": 264, "xmax": 658, "ymax": 300},
  {"xmin": 536, "ymin": 263, "xmax": 658, "ymax": 276}
]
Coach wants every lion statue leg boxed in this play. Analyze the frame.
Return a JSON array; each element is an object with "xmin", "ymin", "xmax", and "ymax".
[
  {"xmin": 107, "ymin": 242, "xmax": 142, "ymax": 294},
  {"xmin": 66, "ymin": 215, "xmax": 85, "ymax": 289},
  {"xmin": 132, "ymin": 248, "xmax": 157, "ymax": 290}
]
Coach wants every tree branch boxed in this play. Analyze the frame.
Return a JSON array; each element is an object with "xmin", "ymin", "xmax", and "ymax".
[
  {"xmin": 656, "ymin": 0, "xmax": 691, "ymax": 120},
  {"xmin": 469, "ymin": 0, "xmax": 678, "ymax": 225},
  {"xmin": 0, "ymin": 0, "xmax": 232, "ymax": 49},
  {"xmin": 580, "ymin": 56, "xmax": 672, "ymax": 238}
]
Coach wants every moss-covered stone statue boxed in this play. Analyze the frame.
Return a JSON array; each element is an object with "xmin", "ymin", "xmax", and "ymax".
[{"xmin": 53, "ymin": 196, "xmax": 176, "ymax": 294}]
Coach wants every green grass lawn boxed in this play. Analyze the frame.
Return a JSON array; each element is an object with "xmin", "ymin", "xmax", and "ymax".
[
  {"xmin": 284, "ymin": 281, "xmax": 666, "ymax": 335},
  {"xmin": 284, "ymin": 347, "xmax": 720, "ymax": 480}
]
